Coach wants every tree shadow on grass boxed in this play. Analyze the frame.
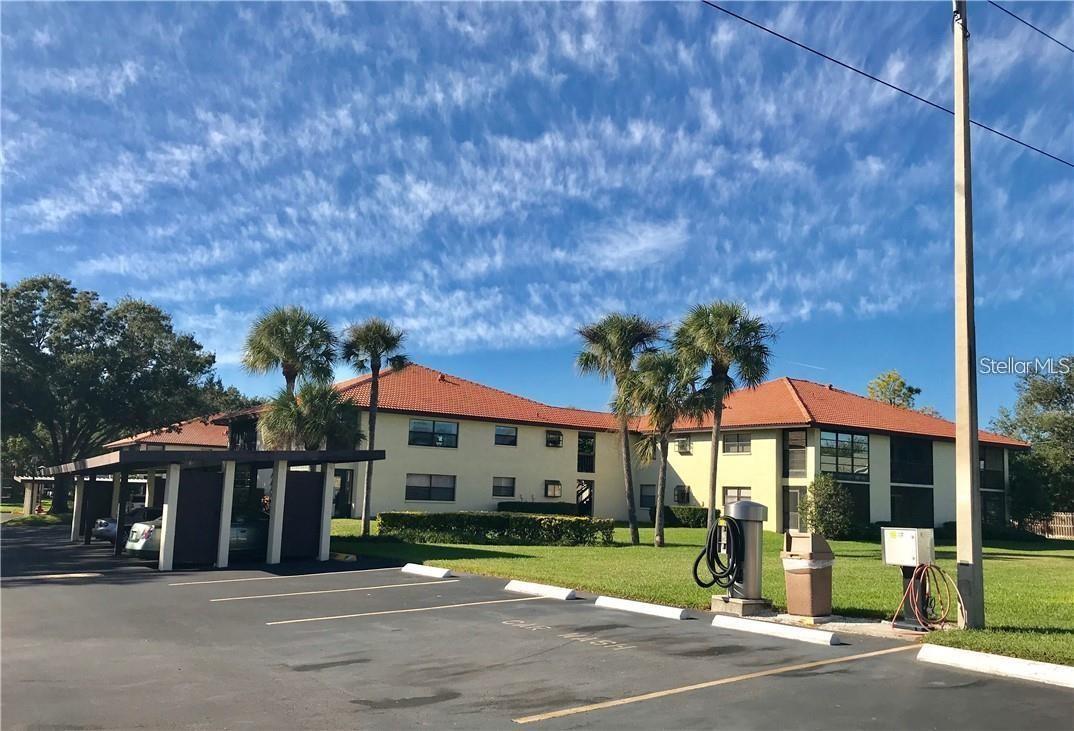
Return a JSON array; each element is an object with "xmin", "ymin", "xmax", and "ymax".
[
  {"xmin": 934, "ymin": 548, "xmax": 1074, "ymax": 562},
  {"xmin": 980, "ymin": 626, "xmax": 1074, "ymax": 637}
]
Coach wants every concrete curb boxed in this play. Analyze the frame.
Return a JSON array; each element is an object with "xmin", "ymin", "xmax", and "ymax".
[
  {"xmin": 504, "ymin": 580, "xmax": 576, "ymax": 600},
  {"xmin": 328, "ymin": 552, "xmax": 357, "ymax": 562},
  {"xmin": 711, "ymin": 614, "xmax": 843, "ymax": 646},
  {"xmin": 594, "ymin": 596, "xmax": 688, "ymax": 620},
  {"xmin": 917, "ymin": 644, "xmax": 1074, "ymax": 689},
  {"xmin": 401, "ymin": 563, "xmax": 454, "ymax": 579}
]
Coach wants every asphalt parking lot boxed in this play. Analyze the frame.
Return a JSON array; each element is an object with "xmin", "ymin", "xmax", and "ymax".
[{"xmin": 3, "ymin": 525, "xmax": 1071, "ymax": 730}]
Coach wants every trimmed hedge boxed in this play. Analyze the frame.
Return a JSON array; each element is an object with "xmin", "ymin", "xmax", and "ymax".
[
  {"xmin": 647, "ymin": 505, "xmax": 710, "ymax": 528},
  {"xmin": 378, "ymin": 511, "xmax": 614, "ymax": 546},
  {"xmin": 497, "ymin": 501, "xmax": 579, "ymax": 516}
]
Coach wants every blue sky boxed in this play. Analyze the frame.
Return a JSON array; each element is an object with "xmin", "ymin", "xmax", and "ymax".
[{"xmin": 2, "ymin": 2, "xmax": 1071, "ymax": 423}]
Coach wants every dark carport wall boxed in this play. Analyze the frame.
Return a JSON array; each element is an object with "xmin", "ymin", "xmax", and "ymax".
[{"xmin": 43, "ymin": 448, "xmax": 385, "ymax": 571}]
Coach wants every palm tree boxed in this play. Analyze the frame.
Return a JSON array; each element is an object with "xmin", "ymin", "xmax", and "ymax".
[
  {"xmin": 621, "ymin": 350, "xmax": 700, "ymax": 547},
  {"xmin": 242, "ymin": 306, "xmax": 337, "ymax": 396},
  {"xmin": 341, "ymin": 317, "xmax": 410, "ymax": 536},
  {"xmin": 258, "ymin": 381, "xmax": 363, "ymax": 451},
  {"xmin": 674, "ymin": 302, "xmax": 775, "ymax": 527},
  {"xmin": 577, "ymin": 313, "xmax": 664, "ymax": 545}
]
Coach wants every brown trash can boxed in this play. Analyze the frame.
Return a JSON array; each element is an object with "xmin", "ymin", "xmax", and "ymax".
[{"xmin": 780, "ymin": 532, "xmax": 835, "ymax": 617}]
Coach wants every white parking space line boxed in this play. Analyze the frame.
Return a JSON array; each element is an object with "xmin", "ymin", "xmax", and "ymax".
[
  {"xmin": 211, "ymin": 579, "xmax": 460, "ymax": 602},
  {"xmin": 169, "ymin": 567, "xmax": 400, "ymax": 587},
  {"xmin": 266, "ymin": 596, "xmax": 545, "ymax": 626},
  {"xmin": 513, "ymin": 644, "xmax": 919, "ymax": 724}
]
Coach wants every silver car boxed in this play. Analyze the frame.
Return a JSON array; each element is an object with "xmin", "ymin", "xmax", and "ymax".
[
  {"xmin": 125, "ymin": 512, "xmax": 268, "ymax": 559},
  {"xmin": 92, "ymin": 507, "xmax": 162, "ymax": 543}
]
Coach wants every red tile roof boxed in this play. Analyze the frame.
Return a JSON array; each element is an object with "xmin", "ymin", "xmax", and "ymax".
[
  {"xmin": 336, "ymin": 364, "xmax": 619, "ymax": 431},
  {"xmin": 208, "ymin": 366, "xmax": 1025, "ymax": 448},
  {"xmin": 666, "ymin": 377, "xmax": 1026, "ymax": 448},
  {"xmin": 104, "ymin": 417, "xmax": 229, "ymax": 449}
]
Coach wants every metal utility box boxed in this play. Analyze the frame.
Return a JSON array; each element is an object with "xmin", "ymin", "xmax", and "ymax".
[{"xmin": 881, "ymin": 527, "xmax": 934, "ymax": 567}]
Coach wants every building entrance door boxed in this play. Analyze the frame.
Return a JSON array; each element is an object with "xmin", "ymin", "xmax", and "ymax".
[{"xmin": 576, "ymin": 479, "xmax": 594, "ymax": 517}]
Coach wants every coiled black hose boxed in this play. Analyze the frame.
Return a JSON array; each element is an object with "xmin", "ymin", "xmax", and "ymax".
[{"xmin": 692, "ymin": 515, "xmax": 744, "ymax": 589}]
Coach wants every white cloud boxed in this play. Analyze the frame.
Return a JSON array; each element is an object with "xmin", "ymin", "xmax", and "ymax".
[
  {"xmin": 576, "ymin": 218, "xmax": 690, "ymax": 273},
  {"xmin": 18, "ymin": 60, "xmax": 143, "ymax": 100}
]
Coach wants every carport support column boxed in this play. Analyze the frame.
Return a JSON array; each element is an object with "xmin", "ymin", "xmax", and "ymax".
[
  {"xmin": 159, "ymin": 463, "xmax": 181, "ymax": 572},
  {"xmin": 318, "ymin": 463, "xmax": 336, "ymax": 561},
  {"xmin": 266, "ymin": 460, "xmax": 287, "ymax": 565},
  {"xmin": 110, "ymin": 473, "xmax": 122, "ymax": 518},
  {"xmin": 144, "ymin": 469, "xmax": 156, "ymax": 508},
  {"xmin": 69, "ymin": 476, "xmax": 85, "ymax": 542},
  {"xmin": 216, "ymin": 461, "xmax": 236, "ymax": 568}
]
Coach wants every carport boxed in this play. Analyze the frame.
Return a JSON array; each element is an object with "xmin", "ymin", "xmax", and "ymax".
[{"xmin": 43, "ymin": 449, "xmax": 384, "ymax": 571}]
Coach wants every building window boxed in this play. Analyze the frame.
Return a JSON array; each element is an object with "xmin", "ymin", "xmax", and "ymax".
[
  {"xmin": 546, "ymin": 430, "xmax": 564, "ymax": 448},
  {"xmin": 544, "ymin": 480, "xmax": 563, "ymax": 498},
  {"xmin": 494, "ymin": 425, "xmax": 518, "ymax": 446},
  {"xmin": 577, "ymin": 432, "xmax": 596, "ymax": 473},
  {"xmin": 674, "ymin": 485, "xmax": 690, "ymax": 505},
  {"xmin": 820, "ymin": 431, "xmax": 869, "ymax": 481},
  {"xmin": 408, "ymin": 419, "xmax": 458, "ymax": 448},
  {"xmin": 675, "ymin": 436, "xmax": 692, "ymax": 454},
  {"xmin": 723, "ymin": 432, "xmax": 751, "ymax": 454},
  {"xmin": 980, "ymin": 446, "xmax": 1005, "ymax": 491},
  {"xmin": 723, "ymin": 486, "xmax": 751, "ymax": 506},
  {"xmin": 842, "ymin": 482, "xmax": 871, "ymax": 525},
  {"xmin": 493, "ymin": 476, "xmax": 516, "ymax": 498},
  {"xmin": 405, "ymin": 473, "xmax": 456, "ymax": 501},
  {"xmin": 783, "ymin": 486, "xmax": 805, "ymax": 532},
  {"xmin": 783, "ymin": 430, "xmax": 807, "ymax": 478},
  {"xmin": 890, "ymin": 485, "xmax": 934, "ymax": 528},
  {"xmin": 982, "ymin": 490, "xmax": 1006, "ymax": 526},
  {"xmin": 639, "ymin": 484, "xmax": 656, "ymax": 509},
  {"xmin": 891, "ymin": 436, "xmax": 933, "ymax": 485}
]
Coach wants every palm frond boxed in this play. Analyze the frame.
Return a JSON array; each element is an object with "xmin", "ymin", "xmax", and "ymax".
[
  {"xmin": 242, "ymin": 305, "xmax": 338, "ymax": 384},
  {"xmin": 633, "ymin": 432, "xmax": 659, "ymax": 465},
  {"xmin": 341, "ymin": 317, "xmax": 407, "ymax": 372}
]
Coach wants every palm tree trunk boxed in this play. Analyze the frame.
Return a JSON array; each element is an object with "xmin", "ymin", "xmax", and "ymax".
[
  {"xmin": 619, "ymin": 412, "xmax": 640, "ymax": 545},
  {"xmin": 707, "ymin": 375, "xmax": 727, "ymax": 529},
  {"xmin": 283, "ymin": 366, "xmax": 298, "ymax": 397},
  {"xmin": 655, "ymin": 436, "xmax": 669, "ymax": 547},
  {"xmin": 360, "ymin": 363, "xmax": 380, "ymax": 537}
]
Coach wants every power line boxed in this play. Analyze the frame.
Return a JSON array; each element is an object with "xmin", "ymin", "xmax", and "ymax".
[
  {"xmin": 988, "ymin": 1, "xmax": 1074, "ymax": 55},
  {"xmin": 699, "ymin": 0, "xmax": 1074, "ymax": 169}
]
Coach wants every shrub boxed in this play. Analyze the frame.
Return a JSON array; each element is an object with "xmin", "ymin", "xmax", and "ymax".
[
  {"xmin": 377, "ymin": 511, "xmax": 614, "ymax": 546},
  {"xmin": 799, "ymin": 474, "xmax": 856, "ymax": 539},
  {"xmin": 647, "ymin": 505, "xmax": 710, "ymax": 528},
  {"xmin": 497, "ymin": 501, "xmax": 578, "ymax": 516}
]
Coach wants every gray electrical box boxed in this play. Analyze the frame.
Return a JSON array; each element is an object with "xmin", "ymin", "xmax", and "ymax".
[{"xmin": 881, "ymin": 527, "xmax": 935, "ymax": 567}]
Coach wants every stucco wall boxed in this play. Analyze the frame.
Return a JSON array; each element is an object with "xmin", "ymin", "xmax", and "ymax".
[
  {"xmin": 326, "ymin": 411, "xmax": 1010, "ymax": 530},
  {"xmin": 341, "ymin": 412, "xmax": 625, "ymax": 518},
  {"xmin": 632, "ymin": 428, "xmax": 782, "ymax": 531}
]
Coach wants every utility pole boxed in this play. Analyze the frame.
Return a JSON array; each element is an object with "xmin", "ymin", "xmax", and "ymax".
[{"xmin": 952, "ymin": 0, "xmax": 985, "ymax": 629}]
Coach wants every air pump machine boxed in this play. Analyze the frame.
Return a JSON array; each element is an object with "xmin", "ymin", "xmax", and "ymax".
[{"xmin": 693, "ymin": 500, "xmax": 771, "ymax": 616}]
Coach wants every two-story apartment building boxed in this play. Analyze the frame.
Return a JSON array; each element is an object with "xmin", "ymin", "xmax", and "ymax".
[
  {"xmin": 632, "ymin": 378, "xmax": 1025, "ymax": 532},
  {"xmin": 144, "ymin": 363, "xmax": 1024, "ymax": 533}
]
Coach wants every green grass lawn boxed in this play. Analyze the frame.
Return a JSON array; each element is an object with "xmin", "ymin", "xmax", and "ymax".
[
  {"xmin": 332, "ymin": 519, "xmax": 1074, "ymax": 666},
  {"xmin": 1, "ymin": 498, "xmax": 52, "ymax": 515},
  {"xmin": 3, "ymin": 512, "xmax": 70, "ymax": 526}
]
